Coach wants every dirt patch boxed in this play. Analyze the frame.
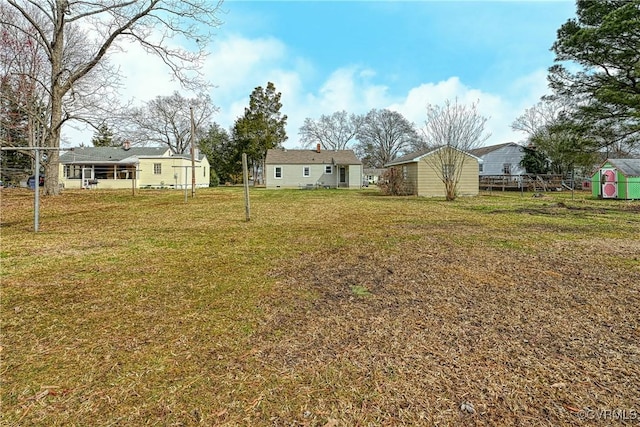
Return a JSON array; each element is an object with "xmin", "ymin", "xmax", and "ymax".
[{"xmin": 254, "ymin": 235, "xmax": 640, "ymax": 425}]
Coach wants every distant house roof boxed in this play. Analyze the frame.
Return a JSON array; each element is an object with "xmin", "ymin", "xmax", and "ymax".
[
  {"xmin": 265, "ymin": 148, "xmax": 361, "ymax": 165},
  {"xmin": 59, "ymin": 146, "xmax": 170, "ymax": 164},
  {"xmin": 469, "ymin": 142, "xmax": 521, "ymax": 158},
  {"xmin": 385, "ymin": 147, "xmax": 481, "ymax": 167},
  {"xmin": 603, "ymin": 158, "xmax": 640, "ymax": 177}
]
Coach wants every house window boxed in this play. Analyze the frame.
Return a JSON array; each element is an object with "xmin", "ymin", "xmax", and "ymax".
[
  {"xmin": 502, "ymin": 163, "xmax": 511, "ymax": 175},
  {"xmin": 325, "ymin": 165, "xmax": 332, "ymax": 174},
  {"xmin": 274, "ymin": 166, "xmax": 282, "ymax": 179},
  {"xmin": 479, "ymin": 163, "xmax": 484, "ymax": 173},
  {"xmin": 64, "ymin": 165, "xmax": 82, "ymax": 179},
  {"xmin": 402, "ymin": 165, "xmax": 408, "ymax": 180},
  {"xmin": 154, "ymin": 163, "xmax": 162, "ymax": 174},
  {"xmin": 303, "ymin": 166, "xmax": 310, "ymax": 177}
]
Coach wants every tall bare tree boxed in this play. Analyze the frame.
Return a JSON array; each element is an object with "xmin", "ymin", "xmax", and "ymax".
[
  {"xmin": 3, "ymin": 0, "xmax": 224, "ymax": 195},
  {"xmin": 356, "ymin": 109, "xmax": 419, "ymax": 168},
  {"xmin": 127, "ymin": 91, "xmax": 216, "ymax": 154},
  {"xmin": 511, "ymin": 99, "xmax": 568, "ymax": 140},
  {"xmin": 421, "ymin": 99, "xmax": 490, "ymax": 201},
  {"xmin": 299, "ymin": 110, "xmax": 364, "ymax": 151},
  {"xmin": 1, "ymin": 4, "xmax": 48, "ymax": 161},
  {"xmin": 512, "ymin": 98, "xmax": 600, "ymax": 174}
]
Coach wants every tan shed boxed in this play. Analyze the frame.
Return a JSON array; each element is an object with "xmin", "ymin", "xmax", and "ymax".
[{"xmin": 384, "ymin": 147, "xmax": 480, "ymax": 197}]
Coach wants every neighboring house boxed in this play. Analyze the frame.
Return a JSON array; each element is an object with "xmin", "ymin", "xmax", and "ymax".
[
  {"xmin": 469, "ymin": 142, "xmax": 526, "ymax": 176},
  {"xmin": 58, "ymin": 144, "xmax": 210, "ymax": 189},
  {"xmin": 362, "ymin": 168, "xmax": 386, "ymax": 186},
  {"xmin": 591, "ymin": 158, "xmax": 640, "ymax": 200},
  {"xmin": 265, "ymin": 145, "xmax": 362, "ymax": 189},
  {"xmin": 384, "ymin": 147, "xmax": 480, "ymax": 197}
]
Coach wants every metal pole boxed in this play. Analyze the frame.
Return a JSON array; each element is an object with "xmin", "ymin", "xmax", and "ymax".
[
  {"xmin": 190, "ymin": 106, "xmax": 196, "ymax": 198},
  {"xmin": 184, "ymin": 169, "xmax": 188, "ymax": 203},
  {"xmin": 1, "ymin": 146, "xmax": 70, "ymax": 233},
  {"xmin": 34, "ymin": 148, "xmax": 40, "ymax": 232},
  {"xmin": 242, "ymin": 153, "xmax": 251, "ymax": 221}
]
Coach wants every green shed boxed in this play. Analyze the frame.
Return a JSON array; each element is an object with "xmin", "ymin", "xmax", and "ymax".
[{"xmin": 591, "ymin": 158, "xmax": 640, "ymax": 200}]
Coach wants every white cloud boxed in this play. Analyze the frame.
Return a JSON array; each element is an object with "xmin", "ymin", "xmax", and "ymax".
[
  {"xmin": 384, "ymin": 72, "xmax": 553, "ymax": 147},
  {"xmin": 62, "ymin": 33, "xmax": 553, "ymax": 151}
]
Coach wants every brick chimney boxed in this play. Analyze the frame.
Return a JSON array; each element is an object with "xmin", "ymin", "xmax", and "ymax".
[{"xmin": 316, "ymin": 143, "xmax": 321, "ymax": 153}]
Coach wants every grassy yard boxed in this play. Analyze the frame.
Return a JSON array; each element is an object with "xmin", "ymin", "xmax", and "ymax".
[{"xmin": 1, "ymin": 187, "xmax": 639, "ymax": 426}]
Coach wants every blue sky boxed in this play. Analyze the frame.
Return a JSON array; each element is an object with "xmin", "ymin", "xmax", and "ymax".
[{"xmin": 65, "ymin": 1, "xmax": 578, "ymax": 149}]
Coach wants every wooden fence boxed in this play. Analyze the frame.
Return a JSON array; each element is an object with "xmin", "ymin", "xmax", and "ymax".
[{"xmin": 479, "ymin": 174, "xmax": 570, "ymax": 192}]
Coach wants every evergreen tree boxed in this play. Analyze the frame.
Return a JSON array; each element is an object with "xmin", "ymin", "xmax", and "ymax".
[
  {"xmin": 0, "ymin": 79, "xmax": 33, "ymax": 183},
  {"xmin": 91, "ymin": 122, "xmax": 117, "ymax": 147},
  {"xmin": 519, "ymin": 145, "xmax": 549, "ymax": 175},
  {"xmin": 548, "ymin": 0, "xmax": 640, "ymax": 151},
  {"xmin": 198, "ymin": 123, "xmax": 239, "ymax": 185},
  {"xmin": 232, "ymin": 82, "xmax": 287, "ymax": 184}
]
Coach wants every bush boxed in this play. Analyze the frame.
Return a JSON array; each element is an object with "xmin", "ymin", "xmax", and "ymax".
[
  {"xmin": 209, "ymin": 169, "xmax": 220, "ymax": 187},
  {"xmin": 378, "ymin": 167, "xmax": 412, "ymax": 196}
]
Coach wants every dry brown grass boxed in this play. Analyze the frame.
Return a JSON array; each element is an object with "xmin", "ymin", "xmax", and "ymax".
[{"xmin": 1, "ymin": 187, "xmax": 639, "ymax": 426}]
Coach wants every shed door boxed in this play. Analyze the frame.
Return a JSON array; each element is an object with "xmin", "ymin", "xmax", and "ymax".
[{"xmin": 601, "ymin": 169, "xmax": 617, "ymax": 198}]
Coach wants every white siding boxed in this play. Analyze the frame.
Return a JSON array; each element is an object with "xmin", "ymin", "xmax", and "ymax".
[{"xmin": 479, "ymin": 145, "xmax": 525, "ymax": 176}]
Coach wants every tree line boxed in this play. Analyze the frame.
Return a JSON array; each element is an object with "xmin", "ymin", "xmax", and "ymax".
[{"xmin": 2, "ymin": 0, "xmax": 638, "ymax": 191}]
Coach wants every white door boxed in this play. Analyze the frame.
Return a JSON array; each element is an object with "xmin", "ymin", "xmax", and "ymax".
[{"xmin": 82, "ymin": 167, "xmax": 93, "ymax": 188}]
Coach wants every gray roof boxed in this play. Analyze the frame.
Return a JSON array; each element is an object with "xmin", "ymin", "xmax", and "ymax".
[
  {"xmin": 386, "ymin": 148, "xmax": 433, "ymax": 166},
  {"xmin": 385, "ymin": 146, "xmax": 482, "ymax": 167},
  {"xmin": 59, "ymin": 146, "xmax": 170, "ymax": 164},
  {"xmin": 607, "ymin": 158, "xmax": 640, "ymax": 177},
  {"xmin": 469, "ymin": 142, "xmax": 521, "ymax": 158},
  {"xmin": 265, "ymin": 148, "xmax": 361, "ymax": 165}
]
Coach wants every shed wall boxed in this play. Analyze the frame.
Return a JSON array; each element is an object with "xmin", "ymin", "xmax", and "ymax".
[{"xmin": 416, "ymin": 156, "xmax": 479, "ymax": 197}]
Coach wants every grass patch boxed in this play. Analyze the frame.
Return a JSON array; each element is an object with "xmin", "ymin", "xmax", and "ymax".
[
  {"xmin": 350, "ymin": 285, "xmax": 372, "ymax": 297},
  {"xmin": 1, "ymin": 187, "xmax": 639, "ymax": 426}
]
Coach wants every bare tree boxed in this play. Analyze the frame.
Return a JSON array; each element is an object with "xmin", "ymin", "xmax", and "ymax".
[
  {"xmin": 3, "ymin": 0, "xmax": 224, "ymax": 195},
  {"xmin": 356, "ymin": 109, "xmax": 419, "ymax": 168},
  {"xmin": 511, "ymin": 98, "xmax": 569, "ymax": 140},
  {"xmin": 421, "ymin": 99, "xmax": 490, "ymax": 201},
  {"xmin": 299, "ymin": 110, "xmax": 364, "ymax": 150},
  {"xmin": 512, "ymin": 98, "xmax": 604, "ymax": 174},
  {"xmin": 127, "ymin": 91, "xmax": 216, "ymax": 154},
  {"xmin": 1, "ymin": 4, "xmax": 48, "ymax": 151}
]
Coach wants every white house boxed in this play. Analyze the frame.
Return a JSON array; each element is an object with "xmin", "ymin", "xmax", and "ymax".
[
  {"xmin": 265, "ymin": 145, "xmax": 362, "ymax": 189},
  {"xmin": 470, "ymin": 142, "xmax": 526, "ymax": 176}
]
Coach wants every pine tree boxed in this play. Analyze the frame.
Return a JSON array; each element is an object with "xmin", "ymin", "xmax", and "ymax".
[
  {"xmin": 232, "ymin": 82, "xmax": 287, "ymax": 184},
  {"xmin": 548, "ymin": 0, "xmax": 640, "ymax": 151},
  {"xmin": 91, "ymin": 123, "xmax": 117, "ymax": 147}
]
